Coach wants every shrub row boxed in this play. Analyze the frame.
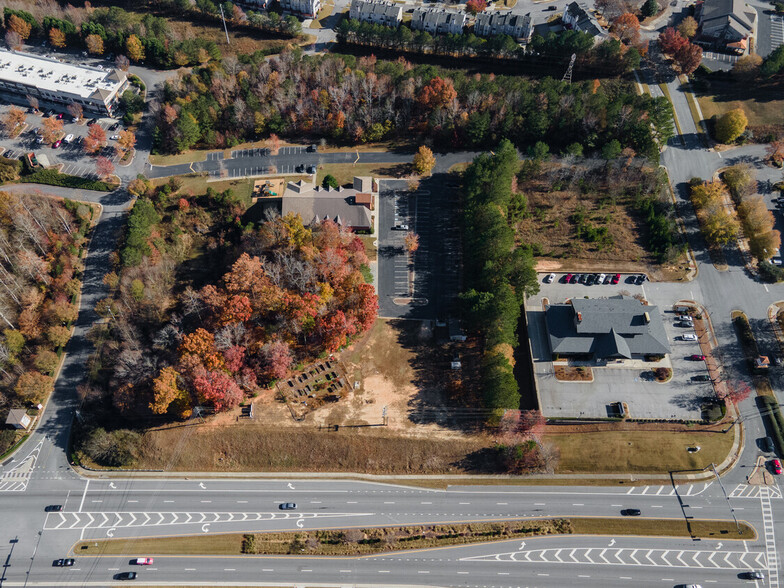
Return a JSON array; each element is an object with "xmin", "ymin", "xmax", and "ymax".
[
  {"xmin": 23, "ymin": 168, "xmax": 113, "ymax": 191},
  {"xmin": 760, "ymin": 395, "xmax": 784, "ymax": 456}
]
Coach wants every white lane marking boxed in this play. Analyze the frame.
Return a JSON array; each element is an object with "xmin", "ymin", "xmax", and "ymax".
[{"xmin": 79, "ymin": 480, "xmax": 89, "ymax": 513}]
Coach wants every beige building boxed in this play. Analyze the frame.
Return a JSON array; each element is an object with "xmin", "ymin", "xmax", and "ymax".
[{"xmin": 280, "ymin": 177, "xmax": 376, "ymax": 232}]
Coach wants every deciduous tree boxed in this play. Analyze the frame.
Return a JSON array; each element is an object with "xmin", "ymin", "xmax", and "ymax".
[
  {"xmin": 67, "ymin": 103, "xmax": 83, "ymax": 122},
  {"xmin": 117, "ymin": 129, "xmax": 136, "ymax": 154},
  {"xmin": 733, "ymin": 53, "xmax": 762, "ymax": 79},
  {"xmin": 85, "ymin": 33, "xmax": 104, "ymax": 55},
  {"xmin": 33, "ymin": 348, "xmax": 59, "ymax": 374},
  {"xmin": 15, "ymin": 370, "xmax": 53, "ymax": 402},
  {"xmin": 95, "ymin": 156, "xmax": 114, "ymax": 179},
  {"xmin": 658, "ymin": 27, "xmax": 688, "ymax": 55},
  {"xmin": 677, "ymin": 15, "xmax": 698, "ymax": 38},
  {"xmin": 715, "ymin": 108, "xmax": 748, "ymax": 144},
  {"xmin": 719, "ymin": 381, "xmax": 752, "ymax": 405},
  {"xmin": 2, "ymin": 106, "xmax": 25, "ymax": 133},
  {"xmin": 115, "ymin": 54, "xmax": 130, "ymax": 71},
  {"xmin": 418, "ymin": 77, "xmax": 457, "ymax": 109},
  {"xmin": 261, "ymin": 339, "xmax": 292, "ymax": 380},
  {"xmin": 465, "ymin": 0, "xmax": 487, "ymax": 14},
  {"xmin": 125, "ymin": 34, "xmax": 145, "ymax": 62},
  {"xmin": 150, "ymin": 366, "xmax": 185, "ymax": 414},
  {"xmin": 4, "ymin": 30, "xmax": 21, "ymax": 50},
  {"xmin": 42, "ymin": 116, "xmax": 63, "ymax": 145},
  {"xmin": 766, "ymin": 139, "xmax": 784, "ymax": 166},
  {"xmin": 47, "ymin": 325, "xmax": 71, "ymax": 348},
  {"xmin": 412, "ymin": 145, "xmax": 436, "ymax": 175},
  {"xmin": 48, "ymin": 27, "xmax": 66, "ymax": 48},
  {"xmin": 192, "ymin": 369, "xmax": 243, "ymax": 411},
  {"xmin": 611, "ymin": 13, "xmax": 640, "ymax": 45},
  {"xmin": 7, "ymin": 14, "xmax": 31, "ymax": 40},
  {"xmin": 404, "ymin": 231, "xmax": 419, "ymax": 253},
  {"xmin": 674, "ymin": 42, "xmax": 702, "ymax": 74},
  {"xmin": 703, "ymin": 205, "xmax": 739, "ymax": 245},
  {"xmin": 83, "ymin": 123, "xmax": 107, "ymax": 154}
]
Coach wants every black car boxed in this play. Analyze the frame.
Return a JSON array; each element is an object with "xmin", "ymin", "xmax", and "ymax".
[
  {"xmin": 45, "ymin": 505, "xmax": 63, "ymax": 512},
  {"xmin": 691, "ymin": 375, "xmax": 711, "ymax": 382},
  {"xmin": 763, "ymin": 437, "xmax": 775, "ymax": 452},
  {"xmin": 108, "ymin": 122, "xmax": 120, "ymax": 131},
  {"xmin": 279, "ymin": 502, "xmax": 297, "ymax": 510},
  {"xmin": 739, "ymin": 571, "xmax": 765, "ymax": 580},
  {"xmin": 569, "ymin": 274, "xmax": 578, "ymax": 284},
  {"xmin": 116, "ymin": 572, "xmax": 137, "ymax": 580},
  {"xmin": 621, "ymin": 509, "xmax": 641, "ymax": 516},
  {"xmin": 295, "ymin": 164, "xmax": 305, "ymax": 173},
  {"xmin": 308, "ymin": 144, "xmax": 318, "ymax": 152},
  {"xmin": 635, "ymin": 274, "xmax": 646, "ymax": 284},
  {"xmin": 585, "ymin": 274, "xmax": 594, "ymax": 285},
  {"xmin": 307, "ymin": 165, "xmax": 317, "ymax": 174},
  {"xmin": 87, "ymin": 118, "xmax": 98, "ymax": 125},
  {"xmin": 53, "ymin": 559, "xmax": 75, "ymax": 567}
]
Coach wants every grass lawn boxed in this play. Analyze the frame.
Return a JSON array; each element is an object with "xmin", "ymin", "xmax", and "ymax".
[
  {"xmin": 317, "ymin": 162, "xmax": 409, "ymax": 187},
  {"xmin": 149, "ymin": 151, "xmax": 208, "ymax": 166},
  {"xmin": 359, "ymin": 235, "xmax": 377, "ymax": 261},
  {"xmin": 309, "ymin": 1, "xmax": 334, "ymax": 28},
  {"xmin": 695, "ymin": 78, "xmax": 784, "ymax": 131},
  {"xmin": 548, "ymin": 429, "xmax": 735, "ymax": 474},
  {"xmin": 151, "ymin": 175, "xmax": 254, "ymax": 205},
  {"xmin": 74, "ymin": 517, "xmax": 752, "ymax": 556}
]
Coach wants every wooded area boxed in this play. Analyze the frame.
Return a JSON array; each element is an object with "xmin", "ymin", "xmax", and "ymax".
[
  {"xmin": 0, "ymin": 192, "xmax": 90, "ymax": 452},
  {"xmin": 152, "ymin": 51, "xmax": 672, "ymax": 159},
  {"xmin": 79, "ymin": 178, "xmax": 377, "ymax": 465}
]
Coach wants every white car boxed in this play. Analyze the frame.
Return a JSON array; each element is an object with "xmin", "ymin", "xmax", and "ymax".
[
  {"xmin": 680, "ymin": 333, "xmax": 698, "ymax": 341},
  {"xmin": 597, "ymin": 273, "xmax": 606, "ymax": 283},
  {"xmin": 64, "ymin": 134, "xmax": 74, "ymax": 143},
  {"xmin": 543, "ymin": 273, "xmax": 555, "ymax": 283}
]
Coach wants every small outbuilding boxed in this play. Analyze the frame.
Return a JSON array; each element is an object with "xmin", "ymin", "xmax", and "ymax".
[{"xmin": 5, "ymin": 409, "xmax": 31, "ymax": 430}]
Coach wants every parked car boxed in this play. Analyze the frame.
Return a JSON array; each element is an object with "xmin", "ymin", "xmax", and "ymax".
[
  {"xmin": 52, "ymin": 139, "xmax": 62, "ymax": 148},
  {"xmin": 308, "ymin": 144, "xmax": 318, "ymax": 152},
  {"xmin": 64, "ymin": 134, "xmax": 74, "ymax": 143},
  {"xmin": 108, "ymin": 122, "xmax": 120, "ymax": 131},
  {"xmin": 543, "ymin": 273, "xmax": 555, "ymax": 283},
  {"xmin": 772, "ymin": 458, "xmax": 782, "ymax": 475},
  {"xmin": 53, "ymin": 559, "xmax": 75, "ymax": 566},
  {"xmin": 635, "ymin": 274, "xmax": 646, "ymax": 284},
  {"xmin": 612, "ymin": 273, "xmax": 620, "ymax": 284},
  {"xmin": 689, "ymin": 354, "xmax": 706, "ymax": 361},
  {"xmin": 680, "ymin": 334, "xmax": 698, "ymax": 341},
  {"xmin": 586, "ymin": 274, "xmax": 595, "ymax": 285},
  {"xmin": 762, "ymin": 437, "xmax": 775, "ymax": 452},
  {"xmin": 564, "ymin": 273, "xmax": 573, "ymax": 283},
  {"xmin": 87, "ymin": 118, "xmax": 98, "ymax": 125},
  {"xmin": 307, "ymin": 165, "xmax": 317, "ymax": 174},
  {"xmin": 110, "ymin": 134, "xmax": 119, "ymax": 140},
  {"xmin": 597, "ymin": 273, "xmax": 606, "ymax": 283},
  {"xmin": 134, "ymin": 558, "xmax": 153, "ymax": 565},
  {"xmin": 603, "ymin": 274, "xmax": 613, "ymax": 284},
  {"xmin": 691, "ymin": 374, "xmax": 710, "ymax": 382},
  {"xmin": 676, "ymin": 321, "xmax": 694, "ymax": 328},
  {"xmin": 279, "ymin": 502, "xmax": 297, "ymax": 510},
  {"xmin": 621, "ymin": 508, "xmax": 641, "ymax": 516},
  {"xmin": 55, "ymin": 113, "xmax": 63, "ymax": 119},
  {"xmin": 569, "ymin": 274, "xmax": 578, "ymax": 284},
  {"xmin": 392, "ymin": 224, "xmax": 409, "ymax": 231},
  {"xmin": 578, "ymin": 274, "xmax": 586, "ymax": 284}
]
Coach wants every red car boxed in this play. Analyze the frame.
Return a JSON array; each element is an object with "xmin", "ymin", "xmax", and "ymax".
[
  {"xmin": 772, "ymin": 459, "xmax": 782, "ymax": 475},
  {"xmin": 612, "ymin": 273, "xmax": 620, "ymax": 284},
  {"xmin": 565, "ymin": 273, "xmax": 573, "ymax": 283},
  {"xmin": 134, "ymin": 557, "xmax": 153, "ymax": 565},
  {"xmin": 52, "ymin": 139, "xmax": 62, "ymax": 148},
  {"xmin": 689, "ymin": 354, "xmax": 706, "ymax": 361}
]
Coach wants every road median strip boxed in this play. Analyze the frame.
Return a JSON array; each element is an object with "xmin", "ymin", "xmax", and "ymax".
[{"xmin": 73, "ymin": 517, "xmax": 754, "ymax": 557}]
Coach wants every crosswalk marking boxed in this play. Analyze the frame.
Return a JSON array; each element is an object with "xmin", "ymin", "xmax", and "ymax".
[
  {"xmin": 0, "ymin": 439, "xmax": 43, "ymax": 492},
  {"xmin": 460, "ymin": 547, "xmax": 767, "ymax": 570},
  {"xmin": 760, "ymin": 486, "xmax": 779, "ymax": 588},
  {"xmin": 730, "ymin": 483, "xmax": 782, "ymax": 500},
  {"xmin": 624, "ymin": 482, "xmax": 712, "ymax": 497},
  {"xmin": 772, "ymin": 15, "xmax": 784, "ymax": 51}
]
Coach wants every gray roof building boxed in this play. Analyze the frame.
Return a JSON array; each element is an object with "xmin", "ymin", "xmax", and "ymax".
[
  {"xmin": 411, "ymin": 7, "xmax": 467, "ymax": 35},
  {"xmin": 544, "ymin": 296, "xmax": 670, "ymax": 359},
  {"xmin": 696, "ymin": 0, "xmax": 755, "ymax": 46},
  {"xmin": 562, "ymin": 2, "xmax": 604, "ymax": 41},
  {"xmin": 5, "ymin": 408, "xmax": 31, "ymax": 430},
  {"xmin": 474, "ymin": 11, "xmax": 532, "ymax": 41},
  {"xmin": 281, "ymin": 179, "xmax": 373, "ymax": 231},
  {"xmin": 349, "ymin": 0, "xmax": 403, "ymax": 26}
]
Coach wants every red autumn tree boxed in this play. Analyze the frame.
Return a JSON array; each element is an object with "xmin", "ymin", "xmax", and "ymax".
[
  {"xmin": 192, "ymin": 369, "xmax": 243, "ymax": 411},
  {"xmin": 261, "ymin": 339, "xmax": 293, "ymax": 380},
  {"xmin": 351, "ymin": 283, "xmax": 379, "ymax": 331},
  {"xmin": 611, "ymin": 12, "xmax": 641, "ymax": 45},
  {"xmin": 658, "ymin": 27, "xmax": 689, "ymax": 55},
  {"xmin": 465, "ymin": 0, "xmax": 487, "ymax": 14},
  {"xmin": 674, "ymin": 42, "xmax": 703, "ymax": 74},
  {"xmin": 718, "ymin": 381, "xmax": 752, "ymax": 406},
  {"xmin": 220, "ymin": 294, "xmax": 253, "ymax": 325},
  {"xmin": 766, "ymin": 140, "xmax": 784, "ymax": 167},
  {"xmin": 95, "ymin": 156, "xmax": 115, "ymax": 179},
  {"xmin": 417, "ymin": 77, "xmax": 458, "ymax": 110},
  {"xmin": 222, "ymin": 345, "xmax": 246, "ymax": 373},
  {"xmin": 83, "ymin": 123, "xmax": 107, "ymax": 154},
  {"xmin": 317, "ymin": 310, "xmax": 358, "ymax": 352}
]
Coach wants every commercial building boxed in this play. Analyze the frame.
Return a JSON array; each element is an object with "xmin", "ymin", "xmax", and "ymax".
[
  {"xmin": 0, "ymin": 49, "xmax": 128, "ymax": 116},
  {"xmin": 544, "ymin": 296, "xmax": 670, "ymax": 360},
  {"xmin": 349, "ymin": 0, "xmax": 403, "ymax": 26},
  {"xmin": 411, "ymin": 7, "xmax": 467, "ymax": 35},
  {"xmin": 279, "ymin": 177, "xmax": 376, "ymax": 232},
  {"xmin": 695, "ymin": 0, "xmax": 755, "ymax": 53},
  {"xmin": 279, "ymin": 0, "xmax": 321, "ymax": 18},
  {"xmin": 474, "ymin": 11, "xmax": 533, "ymax": 42}
]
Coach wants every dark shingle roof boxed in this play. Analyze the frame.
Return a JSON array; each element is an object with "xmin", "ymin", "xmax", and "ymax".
[{"xmin": 545, "ymin": 295, "xmax": 670, "ymax": 358}]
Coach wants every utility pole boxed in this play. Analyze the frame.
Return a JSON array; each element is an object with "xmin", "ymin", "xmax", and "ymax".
[
  {"xmin": 219, "ymin": 5, "xmax": 231, "ymax": 45},
  {"xmin": 711, "ymin": 463, "xmax": 741, "ymax": 534}
]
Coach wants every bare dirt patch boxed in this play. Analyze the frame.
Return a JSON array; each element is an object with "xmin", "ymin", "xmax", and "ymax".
[{"xmin": 554, "ymin": 365, "xmax": 593, "ymax": 382}]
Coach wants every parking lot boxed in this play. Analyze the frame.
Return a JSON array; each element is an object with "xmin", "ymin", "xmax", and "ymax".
[
  {"xmin": 0, "ymin": 104, "xmax": 124, "ymax": 179},
  {"xmin": 526, "ymin": 273, "xmax": 715, "ymax": 421}
]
